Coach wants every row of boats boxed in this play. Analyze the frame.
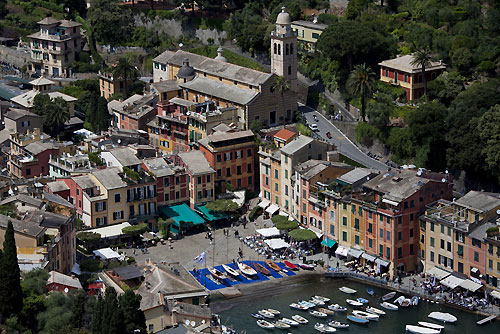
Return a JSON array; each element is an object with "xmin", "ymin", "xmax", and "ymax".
[{"xmin": 207, "ymin": 260, "xmax": 308, "ymax": 281}]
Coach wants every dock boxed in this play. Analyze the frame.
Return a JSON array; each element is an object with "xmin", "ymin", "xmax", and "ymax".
[{"xmin": 477, "ymin": 315, "xmax": 496, "ymax": 325}]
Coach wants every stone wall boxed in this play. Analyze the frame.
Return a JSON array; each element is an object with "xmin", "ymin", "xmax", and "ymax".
[{"xmin": 0, "ymin": 45, "xmax": 31, "ymax": 68}]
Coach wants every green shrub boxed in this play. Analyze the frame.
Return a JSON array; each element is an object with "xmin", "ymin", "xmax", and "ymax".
[
  {"xmin": 122, "ymin": 223, "xmax": 148, "ymax": 236},
  {"xmin": 487, "ymin": 226, "xmax": 499, "ymax": 236},
  {"xmin": 127, "ymin": 257, "xmax": 136, "ymax": 264},
  {"xmin": 355, "ymin": 122, "xmax": 379, "ymax": 147},
  {"xmin": 80, "ymin": 259, "xmax": 104, "ymax": 272},
  {"xmin": 76, "ymin": 231, "xmax": 101, "ymax": 242},
  {"xmin": 123, "ymin": 167, "xmax": 140, "ymax": 181},
  {"xmin": 249, "ymin": 206, "xmax": 263, "ymax": 221}
]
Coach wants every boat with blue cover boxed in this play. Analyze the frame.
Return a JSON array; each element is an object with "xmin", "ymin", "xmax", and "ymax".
[
  {"xmin": 357, "ymin": 297, "xmax": 369, "ymax": 304},
  {"xmin": 366, "ymin": 288, "xmax": 375, "ymax": 296},
  {"xmin": 347, "ymin": 314, "xmax": 369, "ymax": 324}
]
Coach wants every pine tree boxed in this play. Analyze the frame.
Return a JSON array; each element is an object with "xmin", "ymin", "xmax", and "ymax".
[
  {"xmin": 91, "ymin": 294, "xmax": 103, "ymax": 334},
  {"xmin": 119, "ymin": 290, "xmax": 146, "ymax": 334},
  {"xmin": 0, "ymin": 221, "xmax": 23, "ymax": 320},
  {"xmin": 95, "ymin": 96, "xmax": 110, "ymax": 133}
]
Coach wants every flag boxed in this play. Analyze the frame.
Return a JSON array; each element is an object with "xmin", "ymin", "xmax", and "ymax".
[{"xmin": 194, "ymin": 252, "xmax": 206, "ymax": 264}]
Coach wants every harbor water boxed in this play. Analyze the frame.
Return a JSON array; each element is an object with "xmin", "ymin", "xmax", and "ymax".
[{"xmin": 214, "ymin": 275, "xmax": 499, "ymax": 333}]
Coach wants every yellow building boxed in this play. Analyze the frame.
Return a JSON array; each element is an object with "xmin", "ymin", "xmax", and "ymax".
[
  {"xmin": 338, "ymin": 200, "xmax": 352, "ymax": 247},
  {"xmin": 486, "ymin": 232, "xmax": 500, "ymax": 293},
  {"xmin": 350, "ymin": 199, "xmax": 365, "ymax": 249},
  {"xmin": 291, "ymin": 20, "xmax": 327, "ymax": 51},
  {"xmin": 99, "ymin": 71, "xmax": 132, "ymax": 100}
]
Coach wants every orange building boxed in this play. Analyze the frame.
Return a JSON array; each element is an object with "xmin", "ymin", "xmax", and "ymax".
[{"xmin": 199, "ymin": 130, "xmax": 255, "ymax": 193}]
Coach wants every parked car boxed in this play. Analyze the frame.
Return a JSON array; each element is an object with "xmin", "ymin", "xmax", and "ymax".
[
  {"xmin": 326, "ymin": 132, "xmax": 331, "ymax": 139},
  {"xmin": 313, "ymin": 115, "xmax": 318, "ymax": 122},
  {"xmin": 310, "ymin": 124, "xmax": 319, "ymax": 131}
]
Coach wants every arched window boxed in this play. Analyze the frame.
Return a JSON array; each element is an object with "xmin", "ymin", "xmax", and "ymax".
[
  {"xmin": 278, "ymin": 44, "xmax": 281, "ymax": 55},
  {"xmin": 286, "ymin": 44, "xmax": 289, "ymax": 55},
  {"xmin": 273, "ymin": 43, "xmax": 277, "ymax": 55},
  {"xmin": 290, "ymin": 43, "xmax": 294, "ymax": 55}
]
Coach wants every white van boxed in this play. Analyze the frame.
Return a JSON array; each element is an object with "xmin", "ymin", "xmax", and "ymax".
[{"xmin": 309, "ymin": 124, "xmax": 319, "ymax": 131}]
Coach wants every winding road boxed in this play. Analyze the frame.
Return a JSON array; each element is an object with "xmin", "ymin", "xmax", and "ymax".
[{"xmin": 299, "ymin": 103, "xmax": 389, "ymax": 171}]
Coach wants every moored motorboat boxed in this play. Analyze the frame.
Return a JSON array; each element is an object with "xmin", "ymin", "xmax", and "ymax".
[
  {"xmin": 352, "ymin": 310, "xmax": 379, "ymax": 321},
  {"xmin": 401, "ymin": 298, "xmax": 411, "ymax": 307},
  {"xmin": 346, "ymin": 299, "xmax": 363, "ymax": 307},
  {"xmin": 280, "ymin": 317, "xmax": 299, "ymax": 326},
  {"xmin": 411, "ymin": 296, "xmax": 419, "ymax": 306},
  {"xmin": 266, "ymin": 308, "xmax": 280, "ymax": 315},
  {"xmin": 318, "ymin": 307, "xmax": 335, "ymax": 315},
  {"xmin": 300, "ymin": 263, "xmax": 315, "ymax": 270},
  {"xmin": 328, "ymin": 320, "xmax": 349, "ymax": 329},
  {"xmin": 311, "ymin": 298, "xmax": 326, "ymax": 306},
  {"xmin": 290, "ymin": 302, "xmax": 308, "ymax": 310},
  {"xmin": 339, "ymin": 286, "xmax": 357, "ymax": 294},
  {"xmin": 310, "ymin": 310, "xmax": 328, "ymax": 318},
  {"xmin": 366, "ymin": 288, "xmax": 375, "ymax": 296},
  {"xmin": 273, "ymin": 320, "xmax": 290, "ymax": 329},
  {"xmin": 314, "ymin": 323, "xmax": 337, "ymax": 333},
  {"xmin": 417, "ymin": 321, "xmax": 444, "ymax": 331},
  {"xmin": 284, "ymin": 260, "xmax": 299, "ymax": 270},
  {"xmin": 406, "ymin": 325, "xmax": 440, "ymax": 334},
  {"xmin": 299, "ymin": 300, "xmax": 316, "ymax": 308},
  {"xmin": 428, "ymin": 312, "xmax": 457, "ymax": 323},
  {"xmin": 222, "ymin": 264, "xmax": 240, "ymax": 278},
  {"xmin": 366, "ymin": 306, "xmax": 386, "ymax": 315},
  {"xmin": 208, "ymin": 267, "xmax": 227, "ymax": 280},
  {"xmin": 265, "ymin": 260, "xmax": 281, "ymax": 272},
  {"xmin": 329, "ymin": 304, "xmax": 347, "ymax": 312},
  {"xmin": 357, "ymin": 297, "xmax": 369, "ymax": 304},
  {"xmin": 237, "ymin": 262, "xmax": 258, "ymax": 276},
  {"xmin": 251, "ymin": 313, "xmax": 265, "ymax": 319},
  {"xmin": 256, "ymin": 319, "xmax": 274, "ymax": 329},
  {"xmin": 252, "ymin": 262, "xmax": 271, "ymax": 275},
  {"xmin": 395, "ymin": 296, "xmax": 405, "ymax": 305},
  {"xmin": 258, "ymin": 309, "xmax": 275, "ymax": 318},
  {"xmin": 381, "ymin": 291, "xmax": 396, "ymax": 301},
  {"xmin": 347, "ymin": 314, "xmax": 369, "ymax": 324},
  {"xmin": 313, "ymin": 295, "xmax": 331, "ymax": 303},
  {"xmin": 292, "ymin": 314, "xmax": 308, "ymax": 324},
  {"xmin": 380, "ymin": 302, "xmax": 399, "ymax": 311}
]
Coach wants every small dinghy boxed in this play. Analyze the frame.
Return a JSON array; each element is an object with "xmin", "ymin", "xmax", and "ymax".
[
  {"xmin": 411, "ymin": 296, "xmax": 419, "ymax": 306},
  {"xmin": 339, "ymin": 286, "xmax": 357, "ymax": 294},
  {"xmin": 395, "ymin": 296, "xmax": 405, "ymax": 305},
  {"xmin": 258, "ymin": 309, "xmax": 275, "ymax": 318},
  {"xmin": 428, "ymin": 312, "xmax": 457, "ymax": 323},
  {"xmin": 265, "ymin": 260, "xmax": 281, "ymax": 272},
  {"xmin": 266, "ymin": 308, "xmax": 280, "ymax": 315},
  {"xmin": 280, "ymin": 317, "xmax": 299, "ymax": 327},
  {"xmin": 310, "ymin": 310, "xmax": 328, "ymax": 318},
  {"xmin": 357, "ymin": 297, "xmax": 369, "ymax": 304},
  {"xmin": 290, "ymin": 302, "xmax": 309, "ymax": 310},
  {"xmin": 352, "ymin": 310, "xmax": 379, "ymax": 321},
  {"xmin": 313, "ymin": 295, "xmax": 331, "ymax": 303},
  {"xmin": 311, "ymin": 298, "xmax": 326, "ymax": 306},
  {"xmin": 314, "ymin": 323, "xmax": 337, "ymax": 333},
  {"xmin": 251, "ymin": 313, "xmax": 265, "ymax": 319},
  {"xmin": 366, "ymin": 306, "xmax": 386, "ymax": 315},
  {"xmin": 381, "ymin": 291, "xmax": 396, "ymax": 301},
  {"xmin": 222, "ymin": 264, "xmax": 239, "ymax": 278},
  {"xmin": 237, "ymin": 262, "xmax": 258, "ymax": 276},
  {"xmin": 406, "ymin": 325, "xmax": 440, "ymax": 334},
  {"xmin": 292, "ymin": 314, "xmax": 308, "ymax": 324},
  {"xmin": 252, "ymin": 262, "xmax": 271, "ymax": 276},
  {"xmin": 366, "ymin": 288, "xmax": 375, "ymax": 296},
  {"xmin": 318, "ymin": 307, "xmax": 335, "ymax": 315},
  {"xmin": 273, "ymin": 320, "xmax": 290, "ymax": 329},
  {"xmin": 380, "ymin": 302, "xmax": 399, "ymax": 311},
  {"xmin": 328, "ymin": 320, "xmax": 349, "ymax": 329},
  {"xmin": 300, "ymin": 263, "xmax": 315, "ymax": 270},
  {"xmin": 346, "ymin": 299, "xmax": 363, "ymax": 307},
  {"xmin": 329, "ymin": 304, "xmax": 347, "ymax": 312},
  {"xmin": 208, "ymin": 267, "xmax": 227, "ymax": 280},
  {"xmin": 347, "ymin": 314, "xmax": 369, "ymax": 324},
  {"xmin": 417, "ymin": 321, "xmax": 444, "ymax": 331},
  {"xmin": 284, "ymin": 260, "xmax": 299, "ymax": 270},
  {"xmin": 256, "ymin": 319, "xmax": 274, "ymax": 329}
]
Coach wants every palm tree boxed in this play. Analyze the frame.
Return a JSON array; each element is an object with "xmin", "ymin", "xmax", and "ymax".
[
  {"xmin": 346, "ymin": 63, "xmax": 376, "ymax": 122},
  {"xmin": 272, "ymin": 75, "xmax": 291, "ymax": 121},
  {"xmin": 410, "ymin": 49, "xmax": 432, "ymax": 100},
  {"xmin": 113, "ymin": 57, "xmax": 138, "ymax": 98},
  {"xmin": 47, "ymin": 97, "xmax": 70, "ymax": 138}
]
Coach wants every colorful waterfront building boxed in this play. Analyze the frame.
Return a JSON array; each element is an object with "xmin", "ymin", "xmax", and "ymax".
[
  {"xmin": 485, "ymin": 226, "xmax": 500, "ymax": 294},
  {"xmin": 198, "ymin": 130, "xmax": 255, "ymax": 193}
]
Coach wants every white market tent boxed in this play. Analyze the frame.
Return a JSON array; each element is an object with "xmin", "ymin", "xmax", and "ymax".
[
  {"xmin": 459, "ymin": 279, "xmax": 482, "ymax": 292},
  {"xmin": 426, "ymin": 266, "xmax": 451, "ymax": 280},
  {"xmin": 256, "ymin": 227, "xmax": 281, "ymax": 238},
  {"xmin": 93, "ymin": 247, "xmax": 121, "ymax": 260},
  {"xmin": 335, "ymin": 245, "xmax": 349, "ymax": 257},
  {"xmin": 440, "ymin": 275, "xmax": 464, "ymax": 289},
  {"xmin": 266, "ymin": 204, "xmax": 280, "ymax": 215},
  {"xmin": 264, "ymin": 238, "xmax": 290, "ymax": 250}
]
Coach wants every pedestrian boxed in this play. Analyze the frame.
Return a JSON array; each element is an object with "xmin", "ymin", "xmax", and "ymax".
[{"xmin": 243, "ymin": 220, "xmax": 247, "ymax": 229}]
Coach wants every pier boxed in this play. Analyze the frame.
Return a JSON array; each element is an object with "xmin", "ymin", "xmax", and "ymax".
[{"xmin": 477, "ymin": 315, "xmax": 496, "ymax": 325}]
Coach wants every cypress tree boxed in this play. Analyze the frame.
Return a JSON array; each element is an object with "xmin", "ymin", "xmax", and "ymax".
[
  {"xmin": 119, "ymin": 290, "xmax": 146, "ymax": 334},
  {"xmin": 101, "ymin": 287, "xmax": 124, "ymax": 334},
  {"xmin": 91, "ymin": 294, "xmax": 103, "ymax": 334},
  {"xmin": 70, "ymin": 289, "xmax": 86, "ymax": 328},
  {"xmin": 0, "ymin": 221, "xmax": 23, "ymax": 320}
]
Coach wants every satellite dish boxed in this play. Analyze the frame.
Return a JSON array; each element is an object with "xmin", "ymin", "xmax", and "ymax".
[
  {"xmin": 445, "ymin": 170, "xmax": 449, "ymax": 174},
  {"xmin": 441, "ymin": 178, "xmax": 446, "ymax": 183},
  {"xmin": 64, "ymin": 287, "xmax": 69, "ymax": 293},
  {"xmin": 496, "ymin": 209, "xmax": 500, "ymax": 215},
  {"xmin": 184, "ymin": 320, "xmax": 189, "ymax": 325},
  {"xmin": 179, "ymin": 43, "xmax": 184, "ymax": 48},
  {"xmin": 117, "ymin": 139, "xmax": 121, "ymax": 144},
  {"xmin": 190, "ymin": 321, "xmax": 195, "ymax": 327},
  {"xmin": 201, "ymin": 320, "xmax": 206, "ymax": 324},
  {"xmin": 417, "ymin": 170, "xmax": 422, "ymax": 176},
  {"xmin": 100, "ymin": 145, "xmax": 105, "ymax": 150}
]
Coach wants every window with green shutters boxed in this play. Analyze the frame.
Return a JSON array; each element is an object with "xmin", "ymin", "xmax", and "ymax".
[
  {"xmin": 355, "ymin": 235, "xmax": 359, "ymax": 245},
  {"xmin": 343, "ymin": 216, "xmax": 347, "ymax": 226},
  {"xmin": 430, "ymin": 237, "xmax": 435, "ymax": 247},
  {"xmin": 441, "ymin": 224, "xmax": 444, "ymax": 234},
  {"xmin": 379, "ymin": 245, "xmax": 383, "ymax": 256},
  {"xmin": 285, "ymin": 170, "xmax": 288, "ymax": 179},
  {"xmin": 342, "ymin": 231, "xmax": 347, "ymax": 241},
  {"xmin": 458, "ymin": 245, "xmax": 464, "ymax": 256},
  {"xmin": 489, "ymin": 259, "xmax": 493, "ymax": 270}
]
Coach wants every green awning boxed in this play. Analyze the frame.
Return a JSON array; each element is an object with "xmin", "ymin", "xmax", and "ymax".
[
  {"xmin": 321, "ymin": 238, "xmax": 337, "ymax": 248},
  {"xmin": 159, "ymin": 203, "xmax": 205, "ymax": 229},
  {"xmin": 195, "ymin": 204, "xmax": 229, "ymax": 221}
]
